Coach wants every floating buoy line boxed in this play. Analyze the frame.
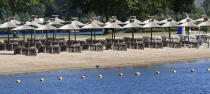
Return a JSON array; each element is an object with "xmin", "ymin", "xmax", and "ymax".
[{"xmin": 15, "ymin": 69, "xmax": 210, "ymax": 84}]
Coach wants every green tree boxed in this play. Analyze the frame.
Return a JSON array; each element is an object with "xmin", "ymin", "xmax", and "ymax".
[
  {"xmin": 1, "ymin": 0, "xmax": 52, "ymax": 16},
  {"xmin": 168, "ymin": 0, "xmax": 195, "ymax": 20},
  {"xmin": 202, "ymin": 0, "xmax": 210, "ymax": 15}
]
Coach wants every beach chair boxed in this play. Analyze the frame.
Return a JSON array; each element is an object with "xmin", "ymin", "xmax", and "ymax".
[
  {"xmin": 119, "ymin": 42, "xmax": 127, "ymax": 51},
  {"xmin": 22, "ymin": 47, "xmax": 29, "ymax": 56},
  {"xmin": 52, "ymin": 45, "xmax": 60, "ymax": 54},
  {"xmin": 73, "ymin": 41, "xmax": 80, "ymax": 45},
  {"xmin": 52, "ymin": 41, "xmax": 59, "ymax": 45},
  {"xmin": 60, "ymin": 44, "xmax": 68, "ymax": 52},
  {"xmin": 79, "ymin": 41, "xmax": 88, "ymax": 51},
  {"xmin": 161, "ymin": 36, "xmax": 169, "ymax": 47},
  {"xmin": 35, "ymin": 42, "xmax": 42, "ymax": 51},
  {"xmin": 123, "ymin": 37, "xmax": 131, "ymax": 48},
  {"xmin": 89, "ymin": 44, "xmax": 96, "ymax": 51},
  {"xmin": 66, "ymin": 40, "xmax": 73, "ymax": 45},
  {"xmin": 112, "ymin": 43, "xmax": 120, "ymax": 51},
  {"xmin": 10, "ymin": 40, "xmax": 19, "ymax": 43},
  {"xmin": 119, "ymin": 39, "xmax": 125, "ymax": 43},
  {"xmin": 191, "ymin": 41, "xmax": 199, "ymax": 48},
  {"xmin": 143, "ymin": 36, "xmax": 151, "ymax": 48},
  {"xmin": 46, "ymin": 46, "xmax": 53, "ymax": 53},
  {"xmin": 6, "ymin": 43, "xmax": 13, "ymax": 51},
  {"xmin": 93, "ymin": 40, "xmax": 100, "ymax": 44},
  {"xmin": 14, "ymin": 46, "xmax": 22, "ymax": 55},
  {"xmin": 149, "ymin": 37, "xmax": 156, "ymax": 48},
  {"xmin": 104, "ymin": 38, "xmax": 112, "ymax": 50},
  {"xmin": 96, "ymin": 43, "xmax": 103, "ymax": 52},
  {"xmin": 174, "ymin": 41, "xmax": 182, "ymax": 48},
  {"xmin": 131, "ymin": 42, "xmax": 138, "ymax": 49},
  {"xmin": 46, "ymin": 40, "xmax": 52, "ymax": 46},
  {"xmin": 74, "ymin": 44, "xmax": 81, "ymax": 53},
  {"xmin": 38, "ymin": 45, "xmax": 46, "ymax": 53},
  {"xmin": 137, "ymin": 41, "xmax": 144, "ymax": 50},
  {"xmin": 81, "ymin": 43, "xmax": 89, "ymax": 51},
  {"xmin": 25, "ymin": 42, "xmax": 31, "ymax": 48},
  {"xmin": 0, "ymin": 42, "xmax": 6, "ymax": 50},
  {"xmin": 13, "ymin": 43, "xmax": 20, "ymax": 50},
  {"xmin": 113, "ymin": 39, "xmax": 119, "ymax": 44},
  {"xmin": 17, "ymin": 40, "xmax": 24, "ymax": 46},
  {"xmin": 68, "ymin": 45, "xmax": 75, "ymax": 53},
  {"xmin": 28, "ymin": 47, "xmax": 38, "ymax": 56}
]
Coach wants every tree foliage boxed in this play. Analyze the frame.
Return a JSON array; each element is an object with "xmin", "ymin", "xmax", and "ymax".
[{"xmin": 0, "ymin": 0, "xmax": 206, "ymax": 22}]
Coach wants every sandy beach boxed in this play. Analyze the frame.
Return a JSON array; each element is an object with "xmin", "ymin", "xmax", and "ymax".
[{"xmin": 0, "ymin": 47, "xmax": 209, "ymax": 75}]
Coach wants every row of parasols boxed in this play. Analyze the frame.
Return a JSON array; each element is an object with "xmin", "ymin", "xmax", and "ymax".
[{"xmin": 0, "ymin": 15, "xmax": 210, "ymax": 44}]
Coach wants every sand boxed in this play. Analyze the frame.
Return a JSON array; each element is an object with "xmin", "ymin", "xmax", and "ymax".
[{"xmin": 0, "ymin": 47, "xmax": 210, "ymax": 75}]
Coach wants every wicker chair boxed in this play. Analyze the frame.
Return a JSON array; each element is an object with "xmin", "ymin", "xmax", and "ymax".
[
  {"xmin": 52, "ymin": 45, "xmax": 60, "ymax": 54},
  {"xmin": 14, "ymin": 46, "xmax": 22, "ymax": 55},
  {"xmin": 74, "ymin": 44, "xmax": 81, "ymax": 53},
  {"xmin": 0, "ymin": 42, "xmax": 6, "ymax": 51},
  {"xmin": 112, "ymin": 43, "xmax": 120, "ymax": 51},
  {"xmin": 68, "ymin": 45, "xmax": 75, "ymax": 53},
  {"xmin": 28, "ymin": 47, "xmax": 38, "ymax": 56},
  {"xmin": 137, "ymin": 41, "xmax": 144, "ymax": 50},
  {"xmin": 119, "ymin": 42, "xmax": 127, "ymax": 51},
  {"xmin": 96, "ymin": 43, "xmax": 103, "ymax": 52},
  {"xmin": 89, "ymin": 44, "xmax": 96, "ymax": 51}
]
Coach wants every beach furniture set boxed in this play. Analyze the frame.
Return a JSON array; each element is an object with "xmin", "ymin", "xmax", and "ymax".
[{"xmin": 0, "ymin": 33, "xmax": 205, "ymax": 56}]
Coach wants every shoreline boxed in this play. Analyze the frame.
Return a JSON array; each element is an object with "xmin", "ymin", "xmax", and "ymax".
[{"xmin": 0, "ymin": 48, "xmax": 210, "ymax": 75}]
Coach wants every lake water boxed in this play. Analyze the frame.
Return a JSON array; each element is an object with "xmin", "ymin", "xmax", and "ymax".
[{"xmin": 1, "ymin": 59, "xmax": 210, "ymax": 94}]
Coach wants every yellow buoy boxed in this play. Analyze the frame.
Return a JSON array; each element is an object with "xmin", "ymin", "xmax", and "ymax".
[
  {"xmin": 172, "ymin": 70, "xmax": 176, "ymax": 74},
  {"xmin": 16, "ymin": 80, "xmax": 21, "ymax": 84},
  {"xmin": 40, "ymin": 78, "xmax": 44, "ymax": 82},
  {"xmin": 207, "ymin": 68, "xmax": 210, "ymax": 71},
  {"xmin": 98, "ymin": 74, "xmax": 103, "ymax": 78},
  {"xmin": 59, "ymin": 77, "xmax": 63, "ymax": 81}
]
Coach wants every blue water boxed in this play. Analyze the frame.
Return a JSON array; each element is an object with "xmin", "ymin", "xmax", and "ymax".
[
  {"xmin": 1, "ymin": 59, "xmax": 210, "ymax": 94},
  {"xmin": 0, "ymin": 30, "xmax": 126, "ymax": 37}
]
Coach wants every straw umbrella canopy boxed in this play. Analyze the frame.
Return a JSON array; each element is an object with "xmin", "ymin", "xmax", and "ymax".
[
  {"xmin": 162, "ymin": 18, "xmax": 179, "ymax": 41},
  {"xmin": 49, "ymin": 19, "xmax": 63, "ymax": 40},
  {"xmin": 36, "ymin": 23, "xmax": 58, "ymax": 40},
  {"xmin": 143, "ymin": 18, "xmax": 160, "ymax": 43},
  {"xmin": 104, "ymin": 19, "xmax": 123, "ymax": 41},
  {"xmin": 105, "ymin": 16, "xmax": 124, "ymax": 25},
  {"xmin": 12, "ymin": 24, "xmax": 35, "ymax": 41},
  {"xmin": 124, "ymin": 16, "xmax": 144, "ymax": 25},
  {"xmin": 198, "ymin": 17, "xmax": 210, "ymax": 34},
  {"xmin": 10, "ymin": 17, "xmax": 21, "ymax": 25},
  {"xmin": 92, "ymin": 17, "xmax": 104, "ymax": 25},
  {"xmin": 52, "ymin": 15, "xmax": 65, "ymax": 23},
  {"xmin": 160, "ymin": 16, "xmax": 178, "ymax": 24},
  {"xmin": 25, "ymin": 20, "xmax": 42, "ymax": 27},
  {"xmin": 71, "ymin": 17, "xmax": 85, "ymax": 27},
  {"xmin": 195, "ymin": 15, "xmax": 206, "ymax": 24},
  {"xmin": 143, "ymin": 17, "xmax": 160, "ymax": 25},
  {"xmin": 30, "ymin": 15, "xmax": 43, "ymax": 24},
  {"xmin": 179, "ymin": 16, "xmax": 195, "ymax": 24},
  {"xmin": 82, "ymin": 20, "xmax": 102, "ymax": 44},
  {"xmin": 59, "ymin": 21, "xmax": 80, "ymax": 41},
  {"xmin": 123, "ymin": 19, "xmax": 142, "ymax": 39},
  {"xmin": 0, "ymin": 21, "xmax": 17, "ymax": 43},
  {"xmin": 180, "ymin": 18, "xmax": 197, "ymax": 42}
]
